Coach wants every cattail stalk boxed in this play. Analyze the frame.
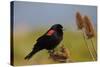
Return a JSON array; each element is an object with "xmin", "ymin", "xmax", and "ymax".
[
  {"xmin": 81, "ymin": 30, "xmax": 95, "ymax": 61},
  {"xmin": 90, "ymin": 39, "xmax": 97, "ymax": 58},
  {"xmin": 76, "ymin": 12, "xmax": 95, "ymax": 61},
  {"xmin": 83, "ymin": 16, "xmax": 97, "ymax": 59}
]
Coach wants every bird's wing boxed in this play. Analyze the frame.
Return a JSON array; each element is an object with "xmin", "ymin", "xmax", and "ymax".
[
  {"xmin": 37, "ymin": 29, "xmax": 56, "ymax": 41},
  {"xmin": 36, "ymin": 35, "xmax": 46, "ymax": 41}
]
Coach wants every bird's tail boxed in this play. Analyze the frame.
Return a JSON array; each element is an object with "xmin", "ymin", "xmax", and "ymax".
[{"xmin": 24, "ymin": 49, "xmax": 38, "ymax": 60}]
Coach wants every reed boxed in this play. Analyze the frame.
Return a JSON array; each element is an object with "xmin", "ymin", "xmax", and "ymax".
[
  {"xmin": 49, "ymin": 45, "xmax": 70, "ymax": 63},
  {"xmin": 76, "ymin": 12, "xmax": 84, "ymax": 29},
  {"xmin": 81, "ymin": 31, "xmax": 95, "ymax": 61},
  {"xmin": 83, "ymin": 15, "xmax": 97, "ymax": 58},
  {"xmin": 83, "ymin": 16, "xmax": 95, "ymax": 39},
  {"xmin": 75, "ymin": 12, "xmax": 95, "ymax": 61}
]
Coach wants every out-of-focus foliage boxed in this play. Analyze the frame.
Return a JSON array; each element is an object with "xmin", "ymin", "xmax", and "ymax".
[{"xmin": 13, "ymin": 29, "xmax": 97, "ymax": 66}]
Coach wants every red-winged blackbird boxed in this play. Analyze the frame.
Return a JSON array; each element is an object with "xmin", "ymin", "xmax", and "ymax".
[{"xmin": 24, "ymin": 24, "xmax": 63, "ymax": 60}]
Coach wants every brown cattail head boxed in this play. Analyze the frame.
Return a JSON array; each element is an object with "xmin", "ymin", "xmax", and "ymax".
[
  {"xmin": 76, "ymin": 12, "xmax": 84, "ymax": 29},
  {"xmin": 83, "ymin": 15, "xmax": 95, "ymax": 39},
  {"xmin": 49, "ymin": 45, "xmax": 70, "ymax": 62},
  {"xmin": 60, "ymin": 45, "xmax": 70, "ymax": 58}
]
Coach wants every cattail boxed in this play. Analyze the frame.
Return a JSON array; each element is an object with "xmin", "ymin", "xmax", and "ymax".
[
  {"xmin": 76, "ymin": 12, "xmax": 84, "ymax": 29},
  {"xmin": 60, "ymin": 45, "xmax": 70, "ymax": 59},
  {"xmin": 83, "ymin": 15, "xmax": 95, "ymax": 39},
  {"xmin": 75, "ymin": 12, "xmax": 96, "ymax": 61},
  {"xmin": 49, "ymin": 45, "xmax": 70, "ymax": 63},
  {"xmin": 83, "ymin": 15, "xmax": 97, "ymax": 58}
]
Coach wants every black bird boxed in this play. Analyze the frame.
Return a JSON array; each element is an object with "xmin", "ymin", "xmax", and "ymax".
[{"xmin": 24, "ymin": 24, "xmax": 63, "ymax": 60}]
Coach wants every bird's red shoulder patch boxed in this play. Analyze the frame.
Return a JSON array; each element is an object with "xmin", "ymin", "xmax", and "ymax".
[{"xmin": 47, "ymin": 30, "xmax": 55, "ymax": 36}]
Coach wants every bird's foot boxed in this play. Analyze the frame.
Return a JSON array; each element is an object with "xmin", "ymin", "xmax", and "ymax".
[{"xmin": 48, "ymin": 50, "xmax": 55, "ymax": 57}]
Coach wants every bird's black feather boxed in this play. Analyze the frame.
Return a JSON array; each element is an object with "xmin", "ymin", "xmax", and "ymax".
[{"xmin": 25, "ymin": 24, "xmax": 63, "ymax": 60}]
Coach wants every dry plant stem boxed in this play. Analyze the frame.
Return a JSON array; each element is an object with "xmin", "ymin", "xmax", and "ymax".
[
  {"xmin": 90, "ymin": 39, "xmax": 97, "ymax": 58},
  {"xmin": 81, "ymin": 30, "xmax": 95, "ymax": 61}
]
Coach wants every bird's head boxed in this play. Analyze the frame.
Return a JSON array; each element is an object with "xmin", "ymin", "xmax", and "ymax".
[
  {"xmin": 46, "ymin": 24, "xmax": 63, "ymax": 36},
  {"xmin": 51, "ymin": 24, "xmax": 63, "ymax": 31}
]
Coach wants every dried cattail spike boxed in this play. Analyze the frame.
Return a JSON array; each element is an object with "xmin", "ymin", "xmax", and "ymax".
[
  {"xmin": 76, "ymin": 12, "xmax": 84, "ymax": 29},
  {"xmin": 83, "ymin": 15, "xmax": 95, "ymax": 39},
  {"xmin": 60, "ymin": 45, "xmax": 70, "ymax": 59},
  {"xmin": 49, "ymin": 45, "xmax": 70, "ymax": 63}
]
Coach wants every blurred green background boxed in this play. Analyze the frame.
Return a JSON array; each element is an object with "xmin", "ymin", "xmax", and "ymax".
[{"xmin": 13, "ymin": 29, "xmax": 97, "ymax": 66}]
